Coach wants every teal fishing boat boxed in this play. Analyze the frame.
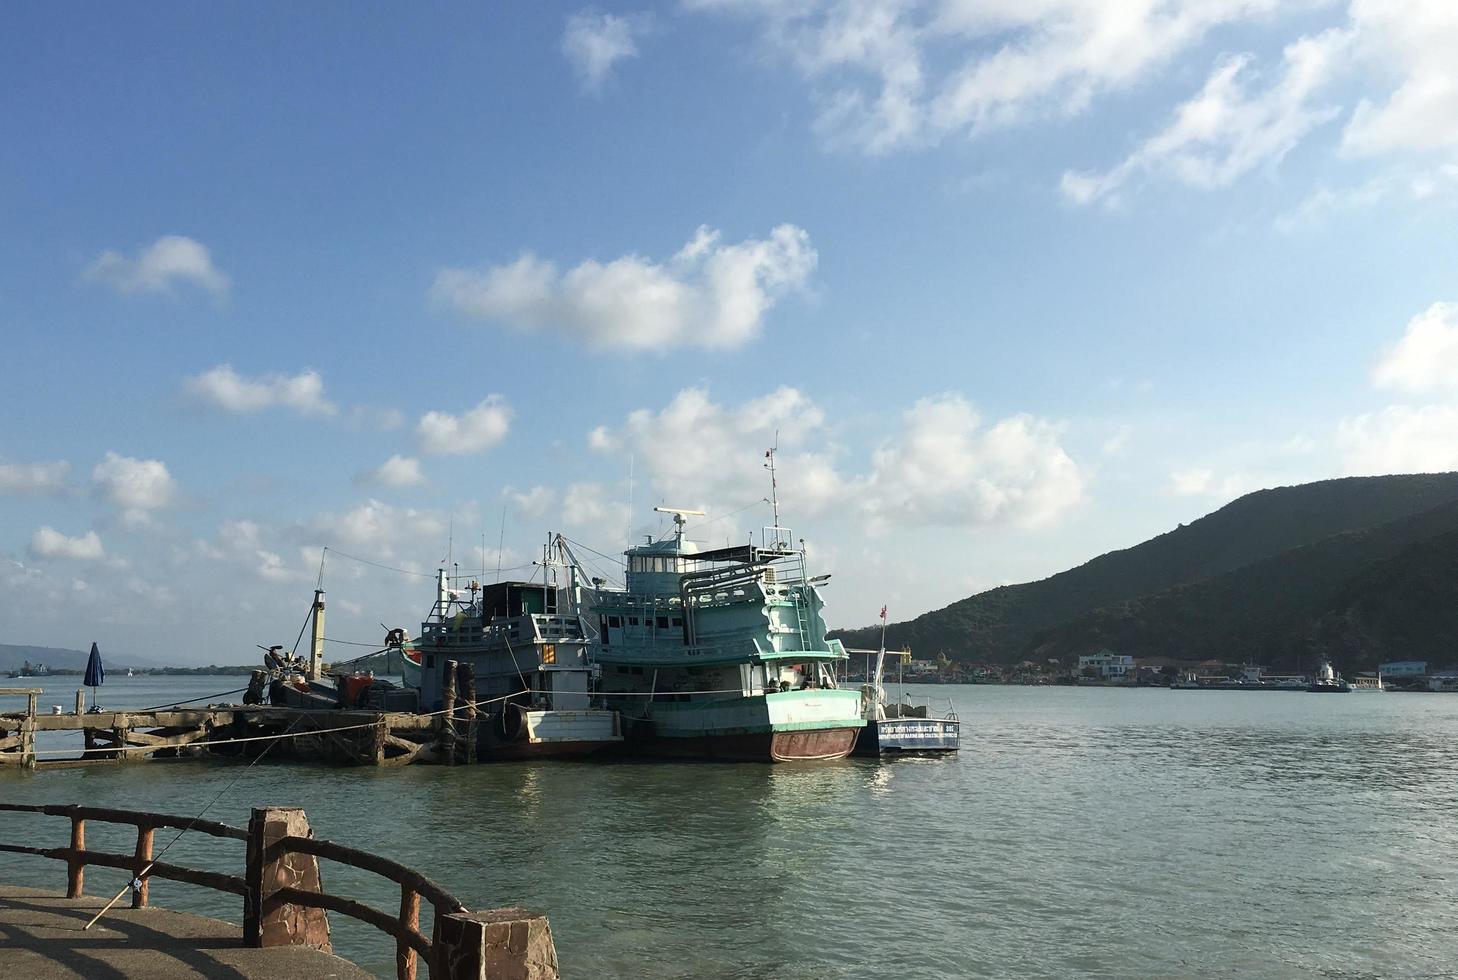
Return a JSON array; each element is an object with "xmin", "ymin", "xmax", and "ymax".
[{"xmin": 572, "ymin": 495, "xmax": 864, "ymax": 762}]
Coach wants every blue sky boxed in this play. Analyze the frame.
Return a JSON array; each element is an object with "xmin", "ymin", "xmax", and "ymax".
[{"xmin": 3, "ymin": 2, "xmax": 1457, "ymax": 663}]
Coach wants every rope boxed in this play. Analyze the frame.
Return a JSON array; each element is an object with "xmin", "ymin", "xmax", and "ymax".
[
  {"xmin": 139, "ymin": 688, "xmax": 248, "ymax": 711},
  {"xmin": 324, "ymin": 548, "xmax": 435, "ymax": 579}
]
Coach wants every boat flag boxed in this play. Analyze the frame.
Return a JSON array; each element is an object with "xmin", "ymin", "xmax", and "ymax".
[{"xmin": 880, "ymin": 606, "xmax": 887, "ymax": 620}]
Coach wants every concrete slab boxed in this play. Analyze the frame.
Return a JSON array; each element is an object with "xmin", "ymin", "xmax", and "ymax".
[{"xmin": 0, "ymin": 884, "xmax": 373, "ymax": 979}]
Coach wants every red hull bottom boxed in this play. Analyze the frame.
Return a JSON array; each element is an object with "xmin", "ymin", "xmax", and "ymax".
[{"xmin": 629, "ymin": 726, "xmax": 860, "ymax": 763}]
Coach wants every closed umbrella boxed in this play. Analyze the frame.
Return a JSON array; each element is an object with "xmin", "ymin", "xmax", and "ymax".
[{"xmin": 84, "ymin": 641, "xmax": 105, "ymax": 711}]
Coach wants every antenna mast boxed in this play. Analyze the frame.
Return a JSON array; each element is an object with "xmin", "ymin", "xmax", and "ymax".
[{"xmin": 764, "ymin": 432, "xmax": 780, "ymax": 528}]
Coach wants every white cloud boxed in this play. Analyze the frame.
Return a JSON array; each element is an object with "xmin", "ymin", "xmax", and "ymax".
[
  {"xmin": 29, "ymin": 527, "xmax": 105, "ymax": 561},
  {"xmin": 860, "ymin": 394, "xmax": 1084, "ymax": 532},
  {"xmin": 0, "ymin": 460, "xmax": 69, "ymax": 495},
  {"xmin": 92, "ymin": 451, "xmax": 175, "ymax": 525},
  {"xmin": 431, "ymin": 224, "xmax": 817, "ymax": 351},
  {"xmin": 85, "ymin": 235, "xmax": 229, "ymax": 296},
  {"xmin": 1102, "ymin": 425, "xmax": 1132, "ymax": 458},
  {"xmin": 1372, "ymin": 302, "xmax": 1458, "ymax": 394},
  {"xmin": 1339, "ymin": 404, "xmax": 1458, "ymax": 475},
  {"xmin": 1169, "ymin": 467, "xmax": 1215, "ymax": 496},
  {"xmin": 504, "ymin": 485, "xmax": 556, "ymax": 518},
  {"xmin": 416, "ymin": 397, "xmax": 512, "ymax": 455},
  {"xmin": 1062, "ymin": 31, "xmax": 1347, "ymax": 205},
  {"xmin": 184, "ymin": 365, "xmax": 338, "ymax": 417},
  {"xmin": 305, "ymin": 499, "xmax": 456, "ymax": 561},
  {"xmin": 357, "ymin": 455, "xmax": 426, "ymax": 489},
  {"xmin": 562, "ymin": 10, "xmax": 650, "ymax": 91},
  {"xmin": 561, "ymin": 482, "xmax": 631, "ymax": 531},
  {"xmin": 1341, "ymin": 0, "xmax": 1458, "ymax": 156},
  {"xmin": 593, "ymin": 386, "xmax": 841, "ymax": 516},
  {"xmin": 689, "ymin": 0, "xmax": 1296, "ymax": 155}
]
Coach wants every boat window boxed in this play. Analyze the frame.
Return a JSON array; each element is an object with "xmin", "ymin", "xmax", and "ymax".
[
  {"xmin": 671, "ymin": 617, "xmax": 682, "ymax": 627},
  {"xmin": 599, "ymin": 615, "xmax": 610, "ymax": 645},
  {"xmin": 656, "ymin": 616, "xmax": 669, "ymax": 629},
  {"xmin": 425, "ymin": 655, "xmax": 435, "ymax": 669},
  {"xmin": 628, "ymin": 616, "xmax": 639, "ymax": 626},
  {"xmin": 630, "ymin": 666, "xmax": 644, "ymax": 676},
  {"xmin": 608, "ymin": 615, "xmax": 622, "ymax": 628}
]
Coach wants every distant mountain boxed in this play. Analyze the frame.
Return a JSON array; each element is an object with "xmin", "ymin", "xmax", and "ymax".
[
  {"xmin": 831, "ymin": 473, "xmax": 1458, "ymax": 667},
  {"xmin": 1025, "ymin": 497, "xmax": 1458, "ymax": 671},
  {"xmin": 0, "ymin": 643, "xmax": 164, "ymax": 673}
]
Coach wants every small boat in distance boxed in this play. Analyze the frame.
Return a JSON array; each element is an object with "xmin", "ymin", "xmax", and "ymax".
[{"xmin": 1308, "ymin": 660, "xmax": 1352, "ymax": 693}]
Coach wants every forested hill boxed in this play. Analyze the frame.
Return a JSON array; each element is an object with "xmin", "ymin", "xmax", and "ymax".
[
  {"xmin": 830, "ymin": 472, "xmax": 1458, "ymax": 665},
  {"xmin": 1026, "ymin": 497, "xmax": 1458, "ymax": 671}
]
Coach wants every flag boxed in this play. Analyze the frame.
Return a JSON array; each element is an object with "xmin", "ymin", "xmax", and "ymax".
[{"xmin": 879, "ymin": 605, "xmax": 887, "ymax": 620}]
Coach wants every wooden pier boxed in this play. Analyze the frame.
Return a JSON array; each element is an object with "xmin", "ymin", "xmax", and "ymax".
[
  {"xmin": 0, "ymin": 803, "xmax": 560, "ymax": 979},
  {"xmin": 0, "ymin": 691, "xmax": 447, "ymax": 769}
]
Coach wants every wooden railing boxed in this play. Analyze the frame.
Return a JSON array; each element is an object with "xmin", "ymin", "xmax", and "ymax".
[{"xmin": 0, "ymin": 802, "xmax": 557, "ymax": 979}]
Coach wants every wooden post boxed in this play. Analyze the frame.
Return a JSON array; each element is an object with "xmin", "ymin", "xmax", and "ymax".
[
  {"xmin": 244, "ymin": 806, "xmax": 331, "ymax": 952},
  {"xmin": 75, "ymin": 689, "xmax": 85, "ymax": 715},
  {"xmin": 434, "ymin": 907, "xmax": 560, "ymax": 980},
  {"xmin": 398, "ymin": 886, "xmax": 420, "ymax": 980},
  {"xmin": 66, "ymin": 814, "xmax": 86, "ymax": 897},
  {"xmin": 442, "ymin": 660, "xmax": 458, "ymax": 766},
  {"xmin": 131, "ymin": 825, "xmax": 154, "ymax": 908},
  {"xmin": 458, "ymin": 662, "xmax": 478, "ymax": 765},
  {"xmin": 19, "ymin": 714, "xmax": 35, "ymax": 769}
]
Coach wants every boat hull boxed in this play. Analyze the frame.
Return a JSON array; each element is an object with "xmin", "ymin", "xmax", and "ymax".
[
  {"xmin": 607, "ymin": 688, "xmax": 864, "ymax": 762},
  {"xmin": 623, "ymin": 722, "xmax": 859, "ymax": 762},
  {"xmin": 477, "ymin": 708, "xmax": 623, "ymax": 760},
  {"xmin": 853, "ymin": 717, "xmax": 960, "ymax": 756}
]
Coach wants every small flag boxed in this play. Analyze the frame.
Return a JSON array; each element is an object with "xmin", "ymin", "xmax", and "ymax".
[{"xmin": 880, "ymin": 605, "xmax": 887, "ymax": 620}]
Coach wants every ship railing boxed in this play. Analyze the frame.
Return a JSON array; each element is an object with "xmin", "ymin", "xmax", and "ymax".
[{"xmin": 0, "ymin": 802, "xmax": 528, "ymax": 980}]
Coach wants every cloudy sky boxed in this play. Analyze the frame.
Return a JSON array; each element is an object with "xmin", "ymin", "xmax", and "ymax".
[{"xmin": 3, "ymin": 2, "xmax": 1457, "ymax": 662}]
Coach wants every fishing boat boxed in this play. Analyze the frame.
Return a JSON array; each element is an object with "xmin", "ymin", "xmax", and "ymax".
[
  {"xmin": 1308, "ymin": 660, "xmax": 1351, "ymax": 693},
  {"xmin": 578, "ymin": 494, "xmax": 865, "ymax": 762},
  {"xmin": 403, "ymin": 567, "xmax": 622, "ymax": 760},
  {"xmin": 849, "ymin": 612, "xmax": 960, "ymax": 756}
]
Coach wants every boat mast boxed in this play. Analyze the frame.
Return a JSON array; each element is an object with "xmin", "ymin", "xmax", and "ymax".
[{"xmin": 764, "ymin": 433, "xmax": 780, "ymax": 532}]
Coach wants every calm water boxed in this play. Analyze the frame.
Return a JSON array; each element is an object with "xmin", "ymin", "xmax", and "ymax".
[{"xmin": 4, "ymin": 676, "xmax": 1458, "ymax": 978}]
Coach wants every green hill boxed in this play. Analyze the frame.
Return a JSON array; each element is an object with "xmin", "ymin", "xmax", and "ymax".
[
  {"xmin": 1025, "ymin": 497, "xmax": 1458, "ymax": 670},
  {"xmin": 831, "ymin": 473, "xmax": 1458, "ymax": 665},
  {"xmin": 0, "ymin": 643, "xmax": 162, "ymax": 673}
]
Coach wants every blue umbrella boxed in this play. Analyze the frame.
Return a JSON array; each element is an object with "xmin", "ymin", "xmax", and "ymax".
[{"xmin": 84, "ymin": 642, "xmax": 104, "ymax": 711}]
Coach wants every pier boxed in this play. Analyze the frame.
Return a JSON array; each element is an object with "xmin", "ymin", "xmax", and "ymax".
[
  {"xmin": 0, "ymin": 689, "xmax": 451, "ymax": 769},
  {"xmin": 0, "ymin": 803, "xmax": 560, "ymax": 979}
]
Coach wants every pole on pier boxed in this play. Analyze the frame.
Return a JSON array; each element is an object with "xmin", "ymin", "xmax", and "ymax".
[
  {"xmin": 457, "ymin": 662, "xmax": 477, "ymax": 765},
  {"xmin": 441, "ymin": 660, "xmax": 458, "ymax": 766},
  {"xmin": 308, "ymin": 589, "xmax": 326, "ymax": 681}
]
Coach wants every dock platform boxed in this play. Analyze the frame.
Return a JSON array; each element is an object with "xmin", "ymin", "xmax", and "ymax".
[{"xmin": 0, "ymin": 883, "xmax": 371, "ymax": 979}]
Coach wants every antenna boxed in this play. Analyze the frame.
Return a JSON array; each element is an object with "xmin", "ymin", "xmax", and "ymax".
[
  {"xmin": 626, "ymin": 453, "xmax": 634, "ymax": 550},
  {"xmin": 495, "ymin": 506, "xmax": 506, "ymax": 583},
  {"xmin": 764, "ymin": 433, "xmax": 780, "ymax": 528}
]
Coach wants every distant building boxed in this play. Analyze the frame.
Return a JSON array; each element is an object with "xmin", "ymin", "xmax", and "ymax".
[
  {"xmin": 1378, "ymin": 660, "xmax": 1427, "ymax": 678},
  {"xmin": 1078, "ymin": 651, "xmax": 1135, "ymax": 682}
]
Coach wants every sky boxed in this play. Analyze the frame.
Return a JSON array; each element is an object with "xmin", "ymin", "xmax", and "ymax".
[{"xmin": 3, "ymin": 1, "xmax": 1458, "ymax": 664}]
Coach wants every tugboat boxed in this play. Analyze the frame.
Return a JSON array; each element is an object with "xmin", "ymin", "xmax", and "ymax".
[
  {"xmin": 578, "ymin": 487, "xmax": 865, "ymax": 762},
  {"xmin": 1308, "ymin": 660, "xmax": 1352, "ymax": 693},
  {"xmin": 850, "ymin": 609, "xmax": 960, "ymax": 756}
]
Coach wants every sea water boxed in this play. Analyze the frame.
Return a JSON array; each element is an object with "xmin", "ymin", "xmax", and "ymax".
[{"xmin": 4, "ymin": 677, "xmax": 1458, "ymax": 978}]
